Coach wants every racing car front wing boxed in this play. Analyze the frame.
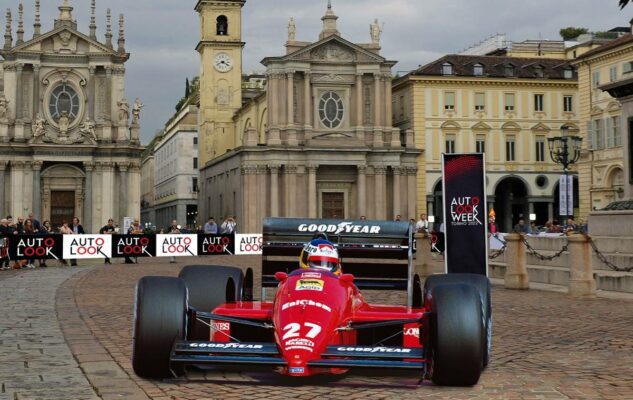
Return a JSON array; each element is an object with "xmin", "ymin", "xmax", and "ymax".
[{"xmin": 170, "ymin": 341, "xmax": 426, "ymax": 370}]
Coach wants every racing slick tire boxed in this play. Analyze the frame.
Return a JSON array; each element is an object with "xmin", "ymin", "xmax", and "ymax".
[
  {"xmin": 427, "ymin": 283, "xmax": 483, "ymax": 386},
  {"xmin": 424, "ymin": 273, "xmax": 492, "ymax": 367},
  {"xmin": 178, "ymin": 265, "xmax": 244, "ymax": 340},
  {"xmin": 132, "ymin": 276, "xmax": 187, "ymax": 379}
]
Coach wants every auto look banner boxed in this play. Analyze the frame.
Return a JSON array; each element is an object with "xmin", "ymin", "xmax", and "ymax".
[
  {"xmin": 442, "ymin": 153, "xmax": 488, "ymax": 276},
  {"xmin": 2, "ymin": 234, "xmax": 63, "ymax": 260},
  {"xmin": 63, "ymin": 234, "xmax": 112, "ymax": 259},
  {"xmin": 111, "ymin": 234, "xmax": 156, "ymax": 258},
  {"xmin": 156, "ymin": 234, "xmax": 198, "ymax": 257}
]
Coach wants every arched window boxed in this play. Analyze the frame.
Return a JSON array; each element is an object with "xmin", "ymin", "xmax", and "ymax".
[{"xmin": 216, "ymin": 15, "xmax": 228, "ymax": 36}]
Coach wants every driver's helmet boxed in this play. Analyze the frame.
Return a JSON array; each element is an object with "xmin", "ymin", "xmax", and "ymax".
[{"xmin": 299, "ymin": 239, "xmax": 341, "ymax": 275}]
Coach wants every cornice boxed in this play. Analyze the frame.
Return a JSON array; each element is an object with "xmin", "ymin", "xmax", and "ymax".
[
  {"xmin": 573, "ymin": 43, "xmax": 633, "ymax": 66},
  {"xmin": 407, "ymin": 77, "xmax": 578, "ymax": 88}
]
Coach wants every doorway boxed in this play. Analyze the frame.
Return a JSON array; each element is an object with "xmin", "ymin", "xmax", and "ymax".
[
  {"xmin": 321, "ymin": 192, "xmax": 345, "ymax": 219},
  {"xmin": 51, "ymin": 191, "xmax": 75, "ymax": 230}
]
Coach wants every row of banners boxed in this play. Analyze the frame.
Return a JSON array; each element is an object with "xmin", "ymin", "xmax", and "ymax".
[{"xmin": 0, "ymin": 234, "xmax": 263, "ymax": 260}]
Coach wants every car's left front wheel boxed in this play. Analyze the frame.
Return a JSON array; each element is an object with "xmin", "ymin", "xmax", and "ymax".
[{"xmin": 132, "ymin": 276, "xmax": 188, "ymax": 379}]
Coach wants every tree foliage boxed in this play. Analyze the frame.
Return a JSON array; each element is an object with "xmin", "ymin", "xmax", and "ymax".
[{"xmin": 559, "ymin": 27, "xmax": 588, "ymax": 40}]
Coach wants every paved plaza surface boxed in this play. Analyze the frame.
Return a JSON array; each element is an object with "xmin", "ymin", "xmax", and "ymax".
[{"xmin": 1, "ymin": 258, "xmax": 633, "ymax": 399}]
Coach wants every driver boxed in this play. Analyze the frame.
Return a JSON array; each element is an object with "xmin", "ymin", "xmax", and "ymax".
[{"xmin": 299, "ymin": 238, "xmax": 342, "ymax": 275}]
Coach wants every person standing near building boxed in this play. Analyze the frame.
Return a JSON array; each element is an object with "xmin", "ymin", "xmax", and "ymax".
[
  {"xmin": 168, "ymin": 219, "xmax": 181, "ymax": 264},
  {"xmin": 415, "ymin": 213, "xmax": 429, "ymax": 233},
  {"xmin": 69, "ymin": 217, "xmax": 85, "ymax": 266},
  {"xmin": 220, "ymin": 216, "xmax": 236, "ymax": 234},
  {"xmin": 204, "ymin": 217, "xmax": 218, "ymax": 234},
  {"xmin": 99, "ymin": 219, "xmax": 116, "ymax": 264},
  {"xmin": 0, "ymin": 218, "xmax": 12, "ymax": 270},
  {"xmin": 27, "ymin": 213, "xmax": 41, "ymax": 232},
  {"xmin": 23, "ymin": 219, "xmax": 37, "ymax": 269}
]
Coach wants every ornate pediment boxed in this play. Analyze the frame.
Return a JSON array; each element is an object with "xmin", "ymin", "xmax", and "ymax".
[
  {"xmin": 279, "ymin": 35, "xmax": 386, "ymax": 64},
  {"xmin": 311, "ymin": 43, "xmax": 355, "ymax": 62},
  {"xmin": 441, "ymin": 121, "xmax": 462, "ymax": 130},
  {"xmin": 9, "ymin": 27, "xmax": 118, "ymax": 57},
  {"xmin": 500, "ymin": 122, "xmax": 520, "ymax": 131},
  {"xmin": 472, "ymin": 121, "xmax": 493, "ymax": 131},
  {"xmin": 530, "ymin": 122, "xmax": 550, "ymax": 132}
]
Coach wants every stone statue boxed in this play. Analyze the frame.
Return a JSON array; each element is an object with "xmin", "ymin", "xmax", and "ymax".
[
  {"xmin": 32, "ymin": 113, "xmax": 47, "ymax": 138},
  {"xmin": 132, "ymin": 98, "xmax": 143, "ymax": 125},
  {"xmin": 117, "ymin": 98, "xmax": 129, "ymax": 125},
  {"xmin": 80, "ymin": 119, "xmax": 97, "ymax": 142},
  {"xmin": 58, "ymin": 111, "xmax": 70, "ymax": 135},
  {"xmin": 370, "ymin": 19, "xmax": 382, "ymax": 44},
  {"xmin": 288, "ymin": 17, "xmax": 296, "ymax": 41},
  {"xmin": 0, "ymin": 95, "xmax": 9, "ymax": 120}
]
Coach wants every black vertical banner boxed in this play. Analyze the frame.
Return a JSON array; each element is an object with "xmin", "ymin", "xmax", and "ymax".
[{"xmin": 442, "ymin": 153, "xmax": 488, "ymax": 276}]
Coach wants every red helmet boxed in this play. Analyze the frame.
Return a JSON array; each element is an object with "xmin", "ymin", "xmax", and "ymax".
[{"xmin": 299, "ymin": 239, "xmax": 341, "ymax": 275}]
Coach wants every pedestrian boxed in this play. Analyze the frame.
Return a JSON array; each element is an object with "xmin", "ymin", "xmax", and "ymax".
[
  {"xmin": 99, "ymin": 219, "xmax": 115, "ymax": 264},
  {"xmin": 220, "ymin": 216, "xmax": 236, "ymax": 234},
  {"xmin": 528, "ymin": 221, "xmax": 540, "ymax": 235},
  {"xmin": 513, "ymin": 218, "xmax": 530, "ymax": 234},
  {"xmin": 15, "ymin": 216, "xmax": 25, "ymax": 234},
  {"xmin": 395, "ymin": 214, "xmax": 402, "ymax": 222},
  {"xmin": 359, "ymin": 215, "xmax": 367, "ymax": 221},
  {"xmin": 36, "ymin": 220, "xmax": 50, "ymax": 268},
  {"xmin": 27, "ymin": 213, "xmax": 41, "ymax": 232},
  {"xmin": 58, "ymin": 222, "xmax": 73, "ymax": 266},
  {"xmin": 168, "ymin": 219, "xmax": 181, "ymax": 264},
  {"xmin": 203, "ymin": 217, "xmax": 218, "ymax": 234},
  {"xmin": 488, "ymin": 216, "xmax": 498, "ymax": 234},
  {"xmin": 548, "ymin": 220, "xmax": 562, "ymax": 233},
  {"xmin": 564, "ymin": 218, "xmax": 578, "ymax": 234},
  {"xmin": 0, "ymin": 218, "xmax": 12, "ymax": 270},
  {"xmin": 69, "ymin": 217, "xmax": 85, "ymax": 266},
  {"xmin": 23, "ymin": 219, "xmax": 37, "ymax": 268},
  {"xmin": 415, "ymin": 213, "xmax": 429, "ymax": 233},
  {"xmin": 125, "ymin": 219, "xmax": 143, "ymax": 264}
]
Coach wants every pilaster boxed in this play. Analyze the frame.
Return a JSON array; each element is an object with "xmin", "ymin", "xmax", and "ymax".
[
  {"xmin": 307, "ymin": 164, "xmax": 318, "ymax": 218},
  {"xmin": 357, "ymin": 164, "xmax": 367, "ymax": 218},
  {"xmin": 83, "ymin": 162, "xmax": 94, "ymax": 233},
  {"xmin": 0, "ymin": 161, "xmax": 7, "ymax": 218},
  {"xmin": 31, "ymin": 161, "xmax": 43, "ymax": 218},
  {"xmin": 269, "ymin": 165, "xmax": 281, "ymax": 217},
  {"xmin": 284, "ymin": 165, "xmax": 298, "ymax": 217},
  {"xmin": 392, "ymin": 166, "xmax": 403, "ymax": 219},
  {"xmin": 374, "ymin": 165, "xmax": 387, "ymax": 220}
]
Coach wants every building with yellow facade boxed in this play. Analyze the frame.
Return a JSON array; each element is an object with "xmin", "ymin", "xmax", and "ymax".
[
  {"xmin": 393, "ymin": 55, "xmax": 579, "ymax": 231},
  {"xmin": 574, "ymin": 32, "xmax": 633, "ymax": 216}
]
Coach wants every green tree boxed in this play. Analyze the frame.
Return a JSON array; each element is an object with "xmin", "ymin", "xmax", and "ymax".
[
  {"xmin": 185, "ymin": 77, "xmax": 190, "ymax": 98},
  {"xmin": 559, "ymin": 27, "xmax": 588, "ymax": 40}
]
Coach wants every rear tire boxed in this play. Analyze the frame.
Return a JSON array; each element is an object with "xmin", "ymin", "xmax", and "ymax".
[
  {"xmin": 178, "ymin": 265, "xmax": 244, "ymax": 340},
  {"xmin": 427, "ymin": 283, "xmax": 483, "ymax": 386},
  {"xmin": 424, "ymin": 273, "xmax": 492, "ymax": 367},
  {"xmin": 132, "ymin": 276, "xmax": 187, "ymax": 379}
]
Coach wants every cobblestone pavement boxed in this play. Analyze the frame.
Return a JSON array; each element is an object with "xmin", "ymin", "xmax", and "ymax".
[
  {"xmin": 60, "ymin": 256, "xmax": 633, "ymax": 400},
  {"xmin": 0, "ymin": 266, "xmax": 99, "ymax": 400}
]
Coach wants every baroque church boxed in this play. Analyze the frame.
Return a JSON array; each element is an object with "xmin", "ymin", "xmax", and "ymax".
[
  {"xmin": 197, "ymin": 1, "xmax": 420, "ymax": 233},
  {"xmin": 0, "ymin": 1, "xmax": 143, "ymax": 233}
]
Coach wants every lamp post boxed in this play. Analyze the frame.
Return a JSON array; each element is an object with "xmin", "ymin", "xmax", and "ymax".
[{"xmin": 548, "ymin": 125, "xmax": 582, "ymax": 225}]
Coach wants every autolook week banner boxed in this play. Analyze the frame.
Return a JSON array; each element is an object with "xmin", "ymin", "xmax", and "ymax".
[{"xmin": 442, "ymin": 153, "xmax": 489, "ymax": 276}]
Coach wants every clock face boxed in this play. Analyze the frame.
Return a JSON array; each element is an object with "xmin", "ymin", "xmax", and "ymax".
[{"xmin": 213, "ymin": 53, "xmax": 233, "ymax": 73}]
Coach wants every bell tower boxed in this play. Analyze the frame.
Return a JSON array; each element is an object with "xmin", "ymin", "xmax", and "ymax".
[{"xmin": 195, "ymin": 0, "xmax": 245, "ymax": 167}]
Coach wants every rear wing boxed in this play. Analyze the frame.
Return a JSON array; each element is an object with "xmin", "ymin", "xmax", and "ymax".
[{"xmin": 262, "ymin": 218, "xmax": 416, "ymax": 307}]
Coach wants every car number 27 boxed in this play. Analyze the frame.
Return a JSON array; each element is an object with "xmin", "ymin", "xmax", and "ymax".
[{"xmin": 282, "ymin": 322, "xmax": 321, "ymax": 340}]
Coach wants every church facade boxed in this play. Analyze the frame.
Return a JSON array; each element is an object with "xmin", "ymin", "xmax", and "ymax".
[
  {"xmin": 0, "ymin": 1, "xmax": 143, "ymax": 233},
  {"xmin": 197, "ymin": 1, "xmax": 420, "ymax": 233}
]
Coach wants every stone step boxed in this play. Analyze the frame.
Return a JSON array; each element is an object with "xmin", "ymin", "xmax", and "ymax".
[
  {"xmin": 489, "ymin": 262, "xmax": 633, "ymax": 294},
  {"xmin": 590, "ymin": 236, "xmax": 633, "ymax": 253},
  {"xmin": 496, "ymin": 246, "xmax": 633, "ymax": 271}
]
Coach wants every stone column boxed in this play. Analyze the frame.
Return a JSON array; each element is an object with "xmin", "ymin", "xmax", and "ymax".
[
  {"xmin": 31, "ymin": 161, "xmax": 42, "ymax": 218},
  {"xmin": 100, "ymin": 162, "xmax": 115, "ymax": 223},
  {"xmin": 119, "ymin": 162, "xmax": 129, "ymax": 218},
  {"xmin": 88, "ymin": 66, "xmax": 96, "ymax": 120},
  {"xmin": 284, "ymin": 165, "xmax": 297, "ymax": 217},
  {"xmin": 303, "ymin": 72, "xmax": 311, "ymax": 128},
  {"xmin": 269, "ymin": 165, "xmax": 280, "ymax": 217},
  {"xmin": 548, "ymin": 202, "xmax": 554, "ymax": 221},
  {"xmin": 384, "ymin": 73, "xmax": 392, "ymax": 128},
  {"xmin": 15, "ymin": 63, "xmax": 23, "ymax": 120},
  {"xmin": 504, "ymin": 233, "xmax": 529, "ymax": 289},
  {"xmin": 355, "ymin": 73, "xmax": 363, "ymax": 127},
  {"xmin": 407, "ymin": 167, "xmax": 417, "ymax": 220},
  {"xmin": 0, "ymin": 161, "xmax": 7, "ymax": 218},
  {"xmin": 10, "ymin": 161, "xmax": 26, "ymax": 217},
  {"xmin": 567, "ymin": 234, "xmax": 596, "ymax": 298},
  {"xmin": 256, "ymin": 166, "xmax": 268, "ymax": 231},
  {"xmin": 357, "ymin": 164, "xmax": 367, "ymax": 218},
  {"xmin": 373, "ymin": 73, "xmax": 381, "ymax": 128},
  {"xmin": 268, "ymin": 74, "xmax": 281, "ymax": 145},
  {"xmin": 241, "ymin": 166, "xmax": 251, "ymax": 231},
  {"xmin": 392, "ymin": 166, "xmax": 402, "ymax": 219},
  {"xmin": 286, "ymin": 71, "xmax": 294, "ymax": 127},
  {"xmin": 83, "ymin": 162, "xmax": 94, "ymax": 233},
  {"xmin": 307, "ymin": 164, "xmax": 318, "ymax": 218},
  {"xmin": 374, "ymin": 166, "xmax": 387, "ymax": 220},
  {"xmin": 105, "ymin": 66, "xmax": 113, "ymax": 122},
  {"xmin": 32, "ymin": 65, "xmax": 40, "ymax": 118}
]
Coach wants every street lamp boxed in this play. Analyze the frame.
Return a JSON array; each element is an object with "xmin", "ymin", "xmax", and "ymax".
[{"xmin": 547, "ymin": 125, "xmax": 582, "ymax": 224}]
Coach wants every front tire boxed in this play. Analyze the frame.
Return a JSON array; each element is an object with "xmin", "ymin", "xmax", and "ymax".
[
  {"xmin": 132, "ymin": 276, "xmax": 187, "ymax": 379},
  {"xmin": 427, "ymin": 283, "xmax": 483, "ymax": 386}
]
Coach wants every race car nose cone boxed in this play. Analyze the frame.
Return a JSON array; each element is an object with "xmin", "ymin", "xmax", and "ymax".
[{"xmin": 287, "ymin": 359, "xmax": 308, "ymax": 376}]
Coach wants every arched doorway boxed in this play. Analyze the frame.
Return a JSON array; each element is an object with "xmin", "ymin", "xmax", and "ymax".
[
  {"xmin": 553, "ymin": 175, "xmax": 580, "ymax": 222},
  {"xmin": 494, "ymin": 177, "xmax": 529, "ymax": 232},
  {"xmin": 41, "ymin": 164, "xmax": 85, "ymax": 231}
]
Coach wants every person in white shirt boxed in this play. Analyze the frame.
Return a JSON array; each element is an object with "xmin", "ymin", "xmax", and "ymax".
[{"xmin": 415, "ymin": 213, "xmax": 429, "ymax": 233}]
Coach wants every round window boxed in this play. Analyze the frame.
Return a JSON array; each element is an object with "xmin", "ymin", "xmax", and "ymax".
[
  {"xmin": 48, "ymin": 83, "xmax": 80, "ymax": 122},
  {"xmin": 319, "ymin": 91, "xmax": 344, "ymax": 129},
  {"xmin": 535, "ymin": 175, "xmax": 548, "ymax": 189}
]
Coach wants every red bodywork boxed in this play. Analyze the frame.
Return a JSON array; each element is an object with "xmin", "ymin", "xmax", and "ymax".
[{"xmin": 211, "ymin": 269, "xmax": 426, "ymax": 376}]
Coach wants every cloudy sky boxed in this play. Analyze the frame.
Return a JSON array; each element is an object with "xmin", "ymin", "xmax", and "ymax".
[{"xmin": 1, "ymin": 0, "xmax": 629, "ymax": 144}]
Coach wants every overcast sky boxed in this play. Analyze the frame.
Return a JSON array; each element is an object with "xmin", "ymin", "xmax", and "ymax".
[{"xmin": 1, "ymin": 0, "xmax": 629, "ymax": 144}]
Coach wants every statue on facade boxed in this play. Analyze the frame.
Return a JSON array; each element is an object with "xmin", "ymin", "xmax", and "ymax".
[
  {"xmin": 32, "ymin": 113, "xmax": 47, "ymax": 138},
  {"xmin": 370, "ymin": 19, "xmax": 382, "ymax": 44},
  {"xmin": 117, "ymin": 98, "xmax": 129, "ymax": 125},
  {"xmin": 0, "ymin": 95, "xmax": 9, "ymax": 120},
  {"xmin": 58, "ymin": 111, "xmax": 70, "ymax": 135},
  {"xmin": 132, "ymin": 98, "xmax": 143, "ymax": 125},
  {"xmin": 80, "ymin": 118, "xmax": 97, "ymax": 142},
  {"xmin": 288, "ymin": 17, "xmax": 296, "ymax": 41}
]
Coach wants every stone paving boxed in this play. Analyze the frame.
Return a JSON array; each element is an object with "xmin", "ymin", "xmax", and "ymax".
[
  {"xmin": 0, "ymin": 266, "xmax": 99, "ymax": 400},
  {"xmin": 2, "ymin": 256, "xmax": 633, "ymax": 399}
]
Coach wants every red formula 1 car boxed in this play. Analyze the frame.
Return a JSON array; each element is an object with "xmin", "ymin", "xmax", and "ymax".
[{"xmin": 132, "ymin": 218, "xmax": 492, "ymax": 386}]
